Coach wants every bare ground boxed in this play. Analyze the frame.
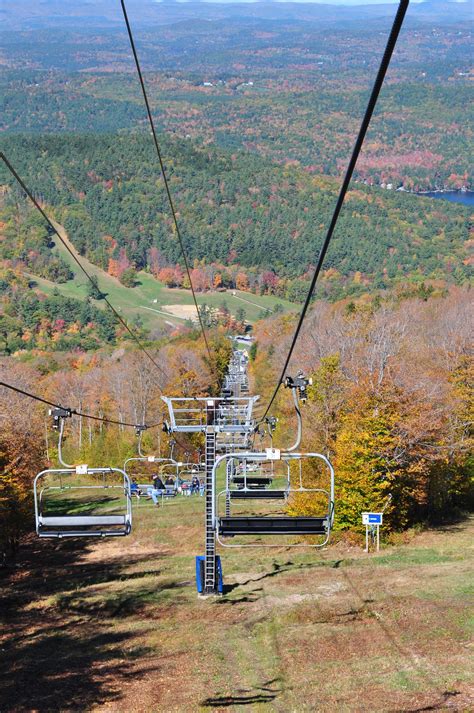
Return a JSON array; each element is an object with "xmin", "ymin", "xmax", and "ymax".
[{"xmin": 1, "ymin": 500, "xmax": 472, "ymax": 713}]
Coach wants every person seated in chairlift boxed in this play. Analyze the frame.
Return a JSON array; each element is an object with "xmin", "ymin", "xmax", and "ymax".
[
  {"xmin": 165, "ymin": 475, "xmax": 175, "ymax": 487},
  {"xmin": 130, "ymin": 479, "xmax": 142, "ymax": 500},
  {"xmin": 153, "ymin": 474, "xmax": 165, "ymax": 491},
  {"xmin": 146, "ymin": 474, "xmax": 165, "ymax": 506},
  {"xmin": 190, "ymin": 475, "xmax": 200, "ymax": 494}
]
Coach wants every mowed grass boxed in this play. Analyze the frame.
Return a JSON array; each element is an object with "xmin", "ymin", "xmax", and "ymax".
[
  {"xmin": 1, "ymin": 493, "xmax": 472, "ymax": 713},
  {"xmin": 30, "ymin": 224, "xmax": 296, "ymax": 331}
]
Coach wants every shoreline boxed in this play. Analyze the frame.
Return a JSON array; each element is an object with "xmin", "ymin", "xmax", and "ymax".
[{"xmin": 415, "ymin": 188, "xmax": 471, "ymax": 196}]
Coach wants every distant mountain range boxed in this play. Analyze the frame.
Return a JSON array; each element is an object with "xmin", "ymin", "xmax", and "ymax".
[{"xmin": 1, "ymin": 0, "xmax": 471, "ymax": 30}]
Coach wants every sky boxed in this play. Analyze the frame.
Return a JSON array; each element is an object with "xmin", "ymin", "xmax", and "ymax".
[
  {"xmin": 159, "ymin": 1, "xmax": 392, "ymax": 3},
  {"xmin": 152, "ymin": 0, "xmax": 440, "ymax": 5}
]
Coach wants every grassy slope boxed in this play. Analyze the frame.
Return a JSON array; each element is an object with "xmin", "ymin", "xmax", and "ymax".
[
  {"xmin": 30, "ymin": 222, "xmax": 295, "ymax": 331},
  {"xmin": 1, "ymin": 494, "xmax": 472, "ymax": 712}
]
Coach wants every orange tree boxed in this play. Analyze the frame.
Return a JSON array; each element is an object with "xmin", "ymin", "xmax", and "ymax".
[{"xmin": 0, "ymin": 405, "xmax": 45, "ymax": 560}]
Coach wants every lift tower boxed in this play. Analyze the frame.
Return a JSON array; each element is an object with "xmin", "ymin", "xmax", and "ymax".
[{"xmin": 162, "ymin": 353, "xmax": 257, "ymax": 594}]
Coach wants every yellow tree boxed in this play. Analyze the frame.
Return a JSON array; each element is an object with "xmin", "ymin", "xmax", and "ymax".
[{"xmin": 332, "ymin": 385, "xmax": 401, "ymax": 531}]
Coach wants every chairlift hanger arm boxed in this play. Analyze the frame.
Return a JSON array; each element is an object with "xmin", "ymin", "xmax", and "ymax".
[
  {"xmin": 285, "ymin": 381, "xmax": 303, "ymax": 452},
  {"xmin": 136, "ymin": 426, "xmax": 148, "ymax": 458},
  {"xmin": 57, "ymin": 417, "xmax": 74, "ymax": 469},
  {"xmin": 261, "ymin": 372, "xmax": 308, "ymax": 452}
]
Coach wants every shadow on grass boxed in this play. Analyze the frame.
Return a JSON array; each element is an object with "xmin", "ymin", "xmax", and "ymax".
[
  {"xmin": 0, "ymin": 539, "xmax": 168, "ymax": 618},
  {"xmin": 220, "ymin": 558, "xmax": 344, "ymax": 600},
  {"xmin": 201, "ymin": 678, "xmax": 282, "ymax": 708},
  {"xmin": 43, "ymin": 495, "xmax": 124, "ymax": 517},
  {"xmin": 389, "ymin": 690, "xmax": 461, "ymax": 712},
  {"xmin": 55, "ymin": 579, "xmax": 185, "ymax": 617},
  {"xmin": 0, "ymin": 624, "xmax": 155, "ymax": 712},
  {"xmin": 0, "ymin": 537, "xmax": 167, "ymax": 711},
  {"xmin": 217, "ymin": 587, "xmax": 264, "ymax": 605},
  {"xmin": 425, "ymin": 510, "xmax": 471, "ymax": 531}
]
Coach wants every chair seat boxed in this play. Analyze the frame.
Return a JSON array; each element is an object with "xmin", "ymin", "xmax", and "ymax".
[
  {"xmin": 232, "ymin": 477, "xmax": 272, "ymax": 487},
  {"xmin": 219, "ymin": 516, "xmax": 327, "ymax": 536},
  {"xmin": 39, "ymin": 515, "xmax": 127, "ymax": 526},
  {"xmin": 37, "ymin": 514, "xmax": 131, "ymax": 538},
  {"xmin": 229, "ymin": 490, "xmax": 287, "ymax": 500}
]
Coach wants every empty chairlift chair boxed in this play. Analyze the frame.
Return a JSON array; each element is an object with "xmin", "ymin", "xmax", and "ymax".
[
  {"xmin": 34, "ymin": 410, "xmax": 132, "ymax": 538},
  {"xmin": 229, "ymin": 460, "xmax": 289, "ymax": 498},
  {"xmin": 34, "ymin": 465, "xmax": 132, "ymax": 538},
  {"xmin": 216, "ymin": 451, "xmax": 334, "ymax": 546}
]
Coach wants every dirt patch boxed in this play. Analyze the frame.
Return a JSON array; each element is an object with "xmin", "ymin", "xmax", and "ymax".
[
  {"xmin": 263, "ymin": 582, "xmax": 345, "ymax": 608},
  {"xmin": 162, "ymin": 304, "xmax": 198, "ymax": 320}
]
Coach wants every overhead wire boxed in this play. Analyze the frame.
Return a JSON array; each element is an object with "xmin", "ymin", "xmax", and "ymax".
[
  {"xmin": 0, "ymin": 380, "xmax": 164, "ymax": 428},
  {"xmin": 258, "ymin": 0, "xmax": 410, "ymax": 424},
  {"xmin": 0, "ymin": 152, "xmax": 167, "ymax": 381},
  {"xmin": 120, "ymin": 0, "xmax": 214, "ymax": 366}
]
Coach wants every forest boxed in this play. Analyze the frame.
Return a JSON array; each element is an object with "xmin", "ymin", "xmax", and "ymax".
[
  {"xmin": 1, "ymin": 133, "xmax": 471, "ymax": 310},
  {"xmin": 252, "ymin": 288, "xmax": 473, "ymax": 531},
  {"xmin": 1, "ymin": 285, "xmax": 472, "ymax": 560},
  {"xmin": 1, "ymin": 1, "xmax": 472, "ymax": 191}
]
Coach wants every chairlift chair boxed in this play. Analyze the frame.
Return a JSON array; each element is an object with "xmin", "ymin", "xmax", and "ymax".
[
  {"xmin": 178, "ymin": 467, "xmax": 202, "ymax": 495},
  {"xmin": 231, "ymin": 475, "xmax": 273, "ymax": 489},
  {"xmin": 34, "ymin": 410, "xmax": 132, "ymax": 538},
  {"xmin": 34, "ymin": 466, "xmax": 132, "ymax": 538},
  {"xmin": 123, "ymin": 453, "xmax": 179, "ymax": 504},
  {"xmin": 229, "ymin": 459, "xmax": 290, "ymax": 499},
  {"xmin": 214, "ymin": 450, "xmax": 335, "ymax": 547}
]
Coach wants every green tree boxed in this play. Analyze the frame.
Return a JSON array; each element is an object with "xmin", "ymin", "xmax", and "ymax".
[
  {"xmin": 86, "ymin": 275, "xmax": 104, "ymax": 300},
  {"xmin": 120, "ymin": 268, "xmax": 138, "ymax": 288}
]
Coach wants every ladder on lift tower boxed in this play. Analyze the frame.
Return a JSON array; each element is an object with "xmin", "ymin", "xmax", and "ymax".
[{"xmin": 205, "ymin": 403, "xmax": 217, "ymax": 594}]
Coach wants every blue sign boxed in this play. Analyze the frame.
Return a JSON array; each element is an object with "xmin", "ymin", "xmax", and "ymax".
[
  {"xmin": 368, "ymin": 513, "xmax": 382, "ymax": 524},
  {"xmin": 362, "ymin": 512, "xmax": 383, "ymax": 525}
]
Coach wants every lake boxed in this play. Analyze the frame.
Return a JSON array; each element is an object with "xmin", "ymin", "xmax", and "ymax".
[{"xmin": 418, "ymin": 190, "xmax": 474, "ymax": 207}]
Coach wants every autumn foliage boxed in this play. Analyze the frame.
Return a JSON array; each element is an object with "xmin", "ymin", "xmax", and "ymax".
[
  {"xmin": 253, "ymin": 288, "xmax": 473, "ymax": 532},
  {"xmin": 0, "ymin": 332, "xmax": 230, "ymax": 560}
]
